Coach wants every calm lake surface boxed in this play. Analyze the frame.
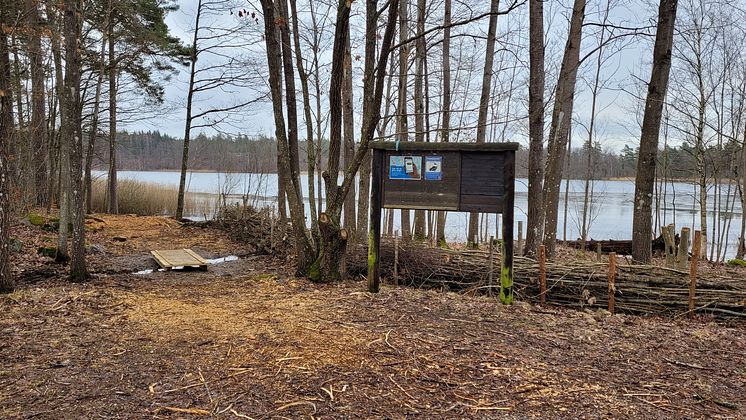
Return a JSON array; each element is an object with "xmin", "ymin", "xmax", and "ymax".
[{"xmin": 93, "ymin": 170, "xmax": 745, "ymax": 259}]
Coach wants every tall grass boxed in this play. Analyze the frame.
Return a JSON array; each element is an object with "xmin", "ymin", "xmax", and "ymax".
[{"xmin": 90, "ymin": 179, "xmax": 208, "ymax": 216}]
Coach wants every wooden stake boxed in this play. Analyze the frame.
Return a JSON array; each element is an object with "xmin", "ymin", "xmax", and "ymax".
[
  {"xmin": 596, "ymin": 243, "xmax": 602, "ymax": 261},
  {"xmin": 517, "ymin": 221, "xmax": 523, "ymax": 256},
  {"xmin": 539, "ymin": 244, "xmax": 546, "ymax": 305},
  {"xmin": 394, "ymin": 229, "xmax": 399, "ymax": 286},
  {"xmin": 689, "ymin": 230, "xmax": 701, "ymax": 318},
  {"xmin": 608, "ymin": 252, "xmax": 616, "ymax": 313},
  {"xmin": 488, "ymin": 235, "xmax": 495, "ymax": 295}
]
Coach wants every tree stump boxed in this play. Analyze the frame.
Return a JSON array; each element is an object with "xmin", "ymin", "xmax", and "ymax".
[
  {"xmin": 675, "ymin": 227, "xmax": 690, "ymax": 271},
  {"xmin": 661, "ymin": 224, "xmax": 676, "ymax": 268}
]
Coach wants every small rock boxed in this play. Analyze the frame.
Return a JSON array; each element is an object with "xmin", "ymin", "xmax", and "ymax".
[
  {"xmin": 112, "ymin": 236, "xmax": 127, "ymax": 242},
  {"xmin": 8, "ymin": 238, "xmax": 22, "ymax": 253},
  {"xmin": 86, "ymin": 244, "xmax": 107, "ymax": 255}
]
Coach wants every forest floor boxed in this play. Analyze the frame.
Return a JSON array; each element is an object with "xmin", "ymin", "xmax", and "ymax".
[{"xmin": 1, "ymin": 213, "xmax": 745, "ymax": 419}]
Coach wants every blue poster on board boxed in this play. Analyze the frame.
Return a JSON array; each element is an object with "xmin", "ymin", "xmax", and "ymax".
[
  {"xmin": 389, "ymin": 156, "xmax": 422, "ymax": 180},
  {"xmin": 424, "ymin": 156, "xmax": 442, "ymax": 180}
]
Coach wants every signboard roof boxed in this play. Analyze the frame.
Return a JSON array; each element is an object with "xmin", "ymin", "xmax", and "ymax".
[{"xmin": 371, "ymin": 140, "xmax": 520, "ymax": 152}]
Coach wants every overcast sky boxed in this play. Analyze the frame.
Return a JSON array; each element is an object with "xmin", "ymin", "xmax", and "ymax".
[{"xmin": 126, "ymin": 0, "xmax": 658, "ymax": 153}]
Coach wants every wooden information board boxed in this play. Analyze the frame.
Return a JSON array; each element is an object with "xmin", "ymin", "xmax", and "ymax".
[{"xmin": 367, "ymin": 141, "xmax": 519, "ymax": 303}]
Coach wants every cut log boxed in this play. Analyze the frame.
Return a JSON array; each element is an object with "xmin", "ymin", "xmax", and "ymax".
[{"xmin": 565, "ymin": 235, "xmax": 669, "ymax": 256}]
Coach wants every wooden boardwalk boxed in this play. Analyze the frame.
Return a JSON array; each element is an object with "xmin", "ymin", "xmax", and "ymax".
[{"xmin": 150, "ymin": 249, "xmax": 209, "ymax": 271}]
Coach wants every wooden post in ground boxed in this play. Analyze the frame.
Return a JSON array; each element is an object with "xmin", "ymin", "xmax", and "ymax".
[
  {"xmin": 676, "ymin": 227, "xmax": 690, "ymax": 271},
  {"xmin": 596, "ymin": 243, "xmax": 602, "ymax": 261},
  {"xmin": 488, "ymin": 235, "xmax": 495, "ymax": 295},
  {"xmin": 367, "ymin": 150, "xmax": 384, "ymax": 293},
  {"xmin": 394, "ymin": 230, "xmax": 399, "ymax": 286},
  {"xmin": 539, "ymin": 244, "xmax": 547, "ymax": 305},
  {"xmin": 499, "ymin": 151, "xmax": 516, "ymax": 304},
  {"xmin": 608, "ymin": 252, "xmax": 616, "ymax": 313},
  {"xmin": 688, "ymin": 230, "xmax": 701, "ymax": 318},
  {"xmin": 517, "ymin": 221, "xmax": 523, "ymax": 256}
]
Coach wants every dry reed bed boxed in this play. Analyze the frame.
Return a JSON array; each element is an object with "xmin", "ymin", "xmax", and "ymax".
[{"xmin": 89, "ymin": 178, "xmax": 213, "ymax": 216}]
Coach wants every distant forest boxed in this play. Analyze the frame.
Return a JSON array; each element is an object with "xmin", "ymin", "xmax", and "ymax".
[{"xmin": 103, "ymin": 130, "xmax": 735, "ymax": 181}]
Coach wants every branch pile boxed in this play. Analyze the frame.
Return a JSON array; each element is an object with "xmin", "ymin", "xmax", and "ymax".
[
  {"xmin": 208, "ymin": 205, "xmax": 289, "ymax": 254},
  {"xmin": 347, "ymin": 241, "xmax": 746, "ymax": 320}
]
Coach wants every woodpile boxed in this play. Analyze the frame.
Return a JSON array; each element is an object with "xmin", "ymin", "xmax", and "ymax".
[
  {"xmin": 347, "ymin": 241, "xmax": 746, "ymax": 320},
  {"xmin": 564, "ymin": 235, "xmax": 668, "ymax": 255}
]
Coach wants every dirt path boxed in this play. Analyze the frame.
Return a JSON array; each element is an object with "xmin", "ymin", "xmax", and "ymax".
[{"xmin": 1, "ymin": 214, "xmax": 744, "ymax": 418}]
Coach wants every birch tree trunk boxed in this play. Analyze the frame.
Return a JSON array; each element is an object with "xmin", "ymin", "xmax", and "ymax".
[
  {"xmin": 631, "ymin": 0, "xmax": 679, "ymax": 263},
  {"xmin": 541, "ymin": 0, "xmax": 586, "ymax": 257}
]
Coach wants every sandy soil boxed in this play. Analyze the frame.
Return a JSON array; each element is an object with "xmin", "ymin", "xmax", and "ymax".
[{"xmin": 1, "ymin": 214, "xmax": 744, "ymax": 419}]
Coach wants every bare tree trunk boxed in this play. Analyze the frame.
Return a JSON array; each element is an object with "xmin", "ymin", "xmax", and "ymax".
[
  {"xmin": 0, "ymin": 1, "xmax": 14, "ymax": 292},
  {"xmin": 47, "ymin": 2, "xmax": 64, "ymax": 214},
  {"xmin": 436, "ymin": 0, "xmax": 452, "ymax": 248},
  {"xmin": 290, "ymin": 0, "xmax": 318, "ymax": 241},
  {"xmin": 412, "ymin": 0, "xmax": 427, "ymax": 241},
  {"xmin": 176, "ymin": 0, "xmax": 201, "ymax": 220},
  {"xmin": 312, "ymin": 27, "xmax": 324, "ymax": 221},
  {"xmin": 697, "ymin": 146, "xmax": 707, "ymax": 258},
  {"xmin": 63, "ymin": 0, "xmax": 88, "ymax": 281},
  {"xmin": 107, "ymin": 2, "xmax": 118, "ymax": 214},
  {"xmin": 581, "ymin": 16, "xmax": 608, "ymax": 248},
  {"xmin": 467, "ymin": 0, "xmax": 500, "ymax": 249},
  {"xmin": 86, "ymin": 32, "xmax": 108, "ymax": 214},
  {"xmin": 342, "ymin": 30, "xmax": 356, "ymax": 238},
  {"xmin": 277, "ymin": 0, "xmax": 304, "ymax": 214},
  {"xmin": 738, "ymin": 126, "xmax": 746, "ymax": 259},
  {"xmin": 541, "ymin": 0, "xmax": 586, "ymax": 257},
  {"xmin": 357, "ymin": 148, "xmax": 372, "ymax": 239},
  {"xmin": 26, "ymin": 0, "xmax": 48, "ymax": 208},
  {"xmin": 631, "ymin": 0, "xmax": 678, "ymax": 263},
  {"xmin": 397, "ymin": 0, "xmax": 410, "ymax": 240},
  {"xmin": 562, "ymin": 131, "xmax": 571, "ymax": 243},
  {"xmin": 260, "ymin": 0, "xmax": 314, "ymax": 274},
  {"xmin": 309, "ymin": 0, "xmax": 398, "ymax": 281}
]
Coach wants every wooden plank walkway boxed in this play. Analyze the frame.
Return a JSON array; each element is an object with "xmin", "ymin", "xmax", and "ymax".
[{"xmin": 150, "ymin": 249, "xmax": 209, "ymax": 271}]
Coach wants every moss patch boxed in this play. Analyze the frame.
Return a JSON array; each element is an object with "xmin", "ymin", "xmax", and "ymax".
[{"xmin": 27, "ymin": 213, "xmax": 46, "ymax": 227}]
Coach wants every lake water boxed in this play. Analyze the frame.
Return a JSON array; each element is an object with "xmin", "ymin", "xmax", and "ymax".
[{"xmin": 92, "ymin": 170, "xmax": 745, "ymax": 260}]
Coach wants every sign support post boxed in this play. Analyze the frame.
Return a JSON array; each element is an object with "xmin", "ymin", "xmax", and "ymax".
[{"xmin": 367, "ymin": 149, "xmax": 384, "ymax": 293}]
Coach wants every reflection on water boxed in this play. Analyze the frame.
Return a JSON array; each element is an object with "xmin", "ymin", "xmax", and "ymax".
[{"xmin": 93, "ymin": 171, "xmax": 744, "ymax": 259}]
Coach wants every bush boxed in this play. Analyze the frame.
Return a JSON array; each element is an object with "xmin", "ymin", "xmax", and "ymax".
[{"xmin": 90, "ymin": 179, "xmax": 206, "ymax": 216}]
